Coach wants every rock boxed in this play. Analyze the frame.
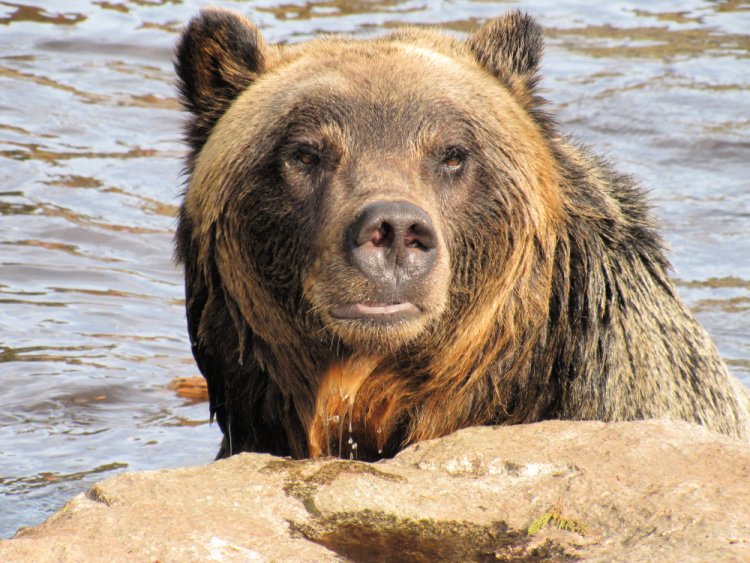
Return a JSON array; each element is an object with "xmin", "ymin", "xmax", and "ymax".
[{"xmin": 2, "ymin": 420, "xmax": 749, "ymax": 562}]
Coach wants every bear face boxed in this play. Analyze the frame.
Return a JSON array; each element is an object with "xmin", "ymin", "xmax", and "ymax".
[{"xmin": 175, "ymin": 9, "xmax": 750, "ymax": 460}]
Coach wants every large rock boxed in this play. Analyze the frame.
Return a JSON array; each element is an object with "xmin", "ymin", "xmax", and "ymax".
[{"xmin": 2, "ymin": 420, "xmax": 749, "ymax": 562}]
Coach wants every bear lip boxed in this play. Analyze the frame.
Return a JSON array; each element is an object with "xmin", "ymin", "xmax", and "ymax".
[{"xmin": 330, "ymin": 302, "xmax": 420, "ymax": 321}]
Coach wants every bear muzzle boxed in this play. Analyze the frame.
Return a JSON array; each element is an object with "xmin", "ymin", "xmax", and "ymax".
[{"xmin": 334, "ymin": 200, "xmax": 438, "ymax": 322}]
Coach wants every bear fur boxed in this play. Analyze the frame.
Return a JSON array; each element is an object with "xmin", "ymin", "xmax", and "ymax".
[{"xmin": 174, "ymin": 8, "xmax": 750, "ymax": 460}]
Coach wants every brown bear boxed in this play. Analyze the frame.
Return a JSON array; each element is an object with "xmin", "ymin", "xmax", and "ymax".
[{"xmin": 174, "ymin": 8, "xmax": 750, "ymax": 460}]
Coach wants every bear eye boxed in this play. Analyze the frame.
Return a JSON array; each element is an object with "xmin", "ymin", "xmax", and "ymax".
[
  {"xmin": 294, "ymin": 147, "xmax": 320, "ymax": 168},
  {"xmin": 440, "ymin": 147, "xmax": 466, "ymax": 172}
]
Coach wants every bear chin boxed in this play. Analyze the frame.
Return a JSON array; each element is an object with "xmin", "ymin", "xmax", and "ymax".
[{"xmin": 322, "ymin": 303, "xmax": 434, "ymax": 352}]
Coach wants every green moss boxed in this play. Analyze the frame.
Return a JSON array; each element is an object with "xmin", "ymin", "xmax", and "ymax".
[
  {"xmin": 307, "ymin": 460, "xmax": 405, "ymax": 486},
  {"xmin": 292, "ymin": 509, "xmax": 510, "ymax": 562},
  {"xmin": 262, "ymin": 459, "xmax": 404, "ymax": 516},
  {"xmin": 528, "ymin": 509, "xmax": 587, "ymax": 537},
  {"xmin": 293, "ymin": 509, "xmax": 579, "ymax": 562},
  {"xmin": 264, "ymin": 459, "xmax": 581, "ymax": 560}
]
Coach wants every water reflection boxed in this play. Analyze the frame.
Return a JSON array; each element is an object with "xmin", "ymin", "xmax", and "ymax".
[
  {"xmin": 0, "ymin": 4, "xmax": 87, "ymax": 26},
  {"xmin": 1, "ymin": 463, "xmax": 128, "ymax": 496},
  {"xmin": 1, "ymin": 0, "xmax": 748, "ymax": 539},
  {"xmin": 546, "ymin": 24, "xmax": 750, "ymax": 59}
]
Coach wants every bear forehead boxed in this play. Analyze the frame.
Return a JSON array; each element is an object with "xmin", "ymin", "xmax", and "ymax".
[
  {"xmin": 270, "ymin": 39, "xmax": 502, "ymax": 104},
  {"xmin": 216, "ymin": 38, "xmax": 524, "ymax": 148},
  {"xmin": 283, "ymin": 38, "xmax": 463, "ymax": 74}
]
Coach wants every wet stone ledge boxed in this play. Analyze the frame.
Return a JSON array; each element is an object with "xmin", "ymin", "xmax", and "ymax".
[{"xmin": 1, "ymin": 420, "xmax": 749, "ymax": 562}]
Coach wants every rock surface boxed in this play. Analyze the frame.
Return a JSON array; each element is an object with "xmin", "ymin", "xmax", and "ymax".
[{"xmin": 2, "ymin": 420, "xmax": 749, "ymax": 562}]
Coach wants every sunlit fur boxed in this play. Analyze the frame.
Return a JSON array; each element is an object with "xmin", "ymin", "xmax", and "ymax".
[{"xmin": 174, "ymin": 8, "xmax": 750, "ymax": 460}]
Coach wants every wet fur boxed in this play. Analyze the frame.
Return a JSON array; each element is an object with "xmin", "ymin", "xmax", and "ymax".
[{"xmin": 174, "ymin": 9, "xmax": 750, "ymax": 460}]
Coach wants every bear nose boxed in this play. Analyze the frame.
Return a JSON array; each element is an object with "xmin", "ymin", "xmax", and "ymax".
[{"xmin": 346, "ymin": 201, "xmax": 437, "ymax": 291}]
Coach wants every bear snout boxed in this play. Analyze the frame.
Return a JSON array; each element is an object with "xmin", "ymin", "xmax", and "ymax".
[{"xmin": 345, "ymin": 200, "xmax": 438, "ymax": 300}]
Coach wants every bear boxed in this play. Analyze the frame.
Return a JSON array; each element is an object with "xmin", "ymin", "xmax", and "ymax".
[{"xmin": 173, "ymin": 8, "xmax": 750, "ymax": 461}]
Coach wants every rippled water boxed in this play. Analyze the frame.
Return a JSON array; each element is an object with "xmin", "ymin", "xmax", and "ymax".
[{"xmin": 1, "ymin": 0, "xmax": 748, "ymax": 538}]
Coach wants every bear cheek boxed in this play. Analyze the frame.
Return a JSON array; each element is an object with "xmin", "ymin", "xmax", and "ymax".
[{"xmin": 299, "ymin": 215, "xmax": 358, "ymax": 317}]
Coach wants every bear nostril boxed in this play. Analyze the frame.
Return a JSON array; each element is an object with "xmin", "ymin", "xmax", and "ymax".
[
  {"xmin": 370, "ymin": 223, "xmax": 394, "ymax": 248},
  {"xmin": 404, "ymin": 223, "xmax": 435, "ymax": 251}
]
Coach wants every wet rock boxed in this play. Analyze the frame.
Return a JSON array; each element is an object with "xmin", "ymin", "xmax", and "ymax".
[{"xmin": 2, "ymin": 420, "xmax": 749, "ymax": 562}]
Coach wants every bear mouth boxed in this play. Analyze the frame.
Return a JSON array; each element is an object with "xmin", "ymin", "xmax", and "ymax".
[{"xmin": 329, "ymin": 302, "xmax": 420, "ymax": 322}]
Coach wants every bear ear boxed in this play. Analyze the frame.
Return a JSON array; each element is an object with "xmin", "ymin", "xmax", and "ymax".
[
  {"xmin": 175, "ymin": 8, "xmax": 267, "ymax": 154},
  {"xmin": 467, "ymin": 11, "xmax": 544, "ymax": 108}
]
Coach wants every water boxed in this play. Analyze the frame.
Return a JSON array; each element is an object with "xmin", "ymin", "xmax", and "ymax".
[{"xmin": 1, "ymin": 0, "xmax": 748, "ymax": 538}]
